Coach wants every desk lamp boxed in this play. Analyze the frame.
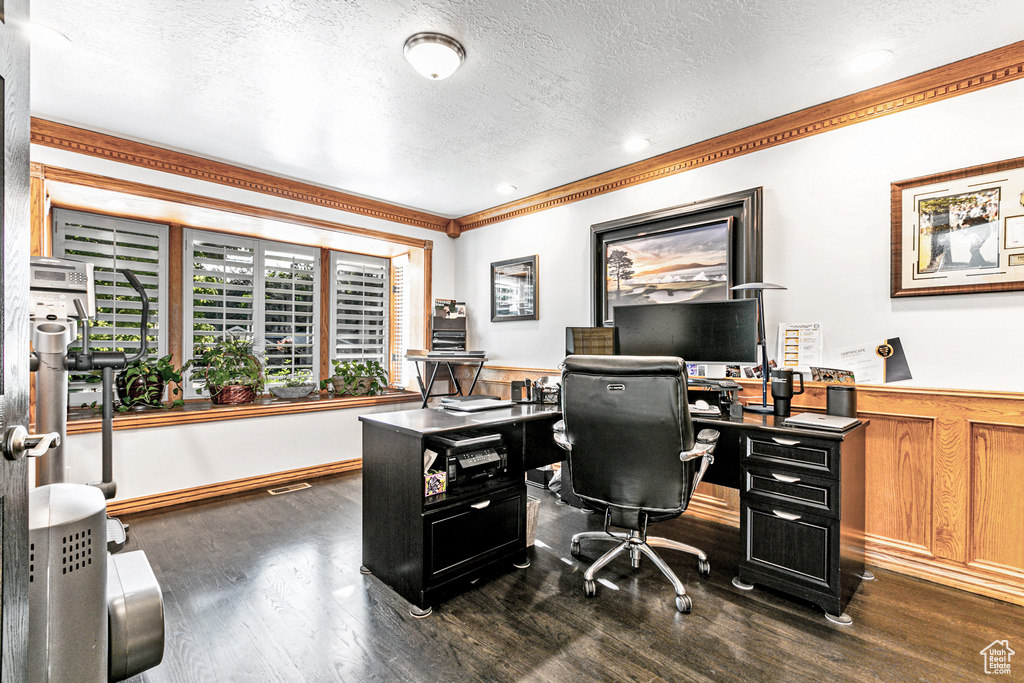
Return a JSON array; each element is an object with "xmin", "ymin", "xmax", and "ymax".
[{"xmin": 730, "ymin": 282, "xmax": 786, "ymax": 414}]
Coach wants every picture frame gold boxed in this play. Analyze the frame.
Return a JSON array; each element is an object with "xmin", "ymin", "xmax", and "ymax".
[{"xmin": 891, "ymin": 156, "xmax": 1024, "ymax": 297}]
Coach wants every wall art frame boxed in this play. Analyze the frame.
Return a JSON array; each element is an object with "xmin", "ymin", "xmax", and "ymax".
[
  {"xmin": 491, "ymin": 255, "xmax": 538, "ymax": 322},
  {"xmin": 891, "ymin": 156, "xmax": 1024, "ymax": 297},
  {"xmin": 591, "ymin": 187, "xmax": 763, "ymax": 325}
]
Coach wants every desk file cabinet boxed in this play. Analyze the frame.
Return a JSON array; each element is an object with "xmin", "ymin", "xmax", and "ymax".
[{"xmin": 734, "ymin": 423, "xmax": 867, "ymax": 623}]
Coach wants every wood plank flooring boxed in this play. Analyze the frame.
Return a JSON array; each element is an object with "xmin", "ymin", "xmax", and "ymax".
[{"xmin": 122, "ymin": 472, "xmax": 1022, "ymax": 682}]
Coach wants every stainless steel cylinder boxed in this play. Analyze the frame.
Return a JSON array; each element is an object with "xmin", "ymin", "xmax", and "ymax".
[{"xmin": 32, "ymin": 321, "xmax": 75, "ymax": 485}]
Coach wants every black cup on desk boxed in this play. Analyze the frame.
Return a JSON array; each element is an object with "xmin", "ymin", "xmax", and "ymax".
[
  {"xmin": 770, "ymin": 368, "xmax": 804, "ymax": 418},
  {"xmin": 826, "ymin": 385, "xmax": 857, "ymax": 417}
]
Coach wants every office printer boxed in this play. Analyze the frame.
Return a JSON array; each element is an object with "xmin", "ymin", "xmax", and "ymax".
[{"xmin": 427, "ymin": 430, "xmax": 508, "ymax": 489}]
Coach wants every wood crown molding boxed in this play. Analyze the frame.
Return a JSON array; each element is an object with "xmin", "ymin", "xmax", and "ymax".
[
  {"xmin": 457, "ymin": 40, "xmax": 1024, "ymax": 231},
  {"xmin": 30, "ymin": 118, "xmax": 451, "ymax": 233}
]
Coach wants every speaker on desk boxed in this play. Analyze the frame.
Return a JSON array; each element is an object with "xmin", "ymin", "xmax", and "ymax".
[{"xmin": 826, "ymin": 385, "xmax": 857, "ymax": 418}]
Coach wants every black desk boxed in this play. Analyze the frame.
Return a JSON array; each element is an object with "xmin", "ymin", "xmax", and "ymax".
[
  {"xmin": 406, "ymin": 355, "xmax": 488, "ymax": 408},
  {"xmin": 359, "ymin": 404, "xmax": 562, "ymax": 616},
  {"xmin": 360, "ymin": 405, "xmax": 865, "ymax": 622}
]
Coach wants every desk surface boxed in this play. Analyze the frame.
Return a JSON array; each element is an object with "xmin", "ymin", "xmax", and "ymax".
[
  {"xmin": 359, "ymin": 403, "xmax": 561, "ymax": 437},
  {"xmin": 405, "ymin": 355, "xmax": 488, "ymax": 363}
]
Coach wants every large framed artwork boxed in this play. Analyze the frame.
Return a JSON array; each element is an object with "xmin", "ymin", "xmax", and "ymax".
[
  {"xmin": 891, "ymin": 156, "xmax": 1024, "ymax": 297},
  {"xmin": 592, "ymin": 188, "xmax": 763, "ymax": 324}
]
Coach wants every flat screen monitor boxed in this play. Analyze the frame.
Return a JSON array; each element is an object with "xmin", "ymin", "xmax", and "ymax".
[
  {"xmin": 565, "ymin": 326, "xmax": 619, "ymax": 356},
  {"xmin": 613, "ymin": 299, "xmax": 759, "ymax": 364}
]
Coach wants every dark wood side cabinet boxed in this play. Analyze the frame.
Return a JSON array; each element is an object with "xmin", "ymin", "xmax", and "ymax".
[
  {"xmin": 359, "ymin": 405, "xmax": 562, "ymax": 615},
  {"xmin": 734, "ymin": 422, "xmax": 867, "ymax": 622}
]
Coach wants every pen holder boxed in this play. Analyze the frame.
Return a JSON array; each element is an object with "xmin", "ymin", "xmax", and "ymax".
[{"xmin": 540, "ymin": 385, "xmax": 561, "ymax": 404}]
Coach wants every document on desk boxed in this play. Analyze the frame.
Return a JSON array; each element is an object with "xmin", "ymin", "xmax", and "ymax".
[
  {"xmin": 442, "ymin": 398, "xmax": 514, "ymax": 412},
  {"xmin": 777, "ymin": 322, "xmax": 822, "ymax": 369}
]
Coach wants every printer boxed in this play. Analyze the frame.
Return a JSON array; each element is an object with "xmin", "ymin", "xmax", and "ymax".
[{"xmin": 427, "ymin": 430, "xmax": 508, "ymax": 489}]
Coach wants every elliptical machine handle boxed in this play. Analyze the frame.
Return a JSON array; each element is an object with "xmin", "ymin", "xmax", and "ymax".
[{"xmin": 121, "ymin": 269, "xmax": 150, "ymax": 363}]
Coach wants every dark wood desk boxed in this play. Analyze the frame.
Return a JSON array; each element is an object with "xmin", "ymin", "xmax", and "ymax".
[
  {"xmin": 359, "ymin": 404, "xmax": 563, "ymax": 616},
  {"xmin": 360, "ymin": 405, "xmax": 866, "ymax": 622}
]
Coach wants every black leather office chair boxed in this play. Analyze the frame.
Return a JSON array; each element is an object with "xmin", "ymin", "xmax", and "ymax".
[{"xmin": 554, "ymin": 355, "xmax": 719, "ymax": 613}]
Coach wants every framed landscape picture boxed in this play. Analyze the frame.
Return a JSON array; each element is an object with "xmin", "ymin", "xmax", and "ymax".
[{"xmin": 891, "ymin": 156, "xmax": 1024, "ymax": 297}]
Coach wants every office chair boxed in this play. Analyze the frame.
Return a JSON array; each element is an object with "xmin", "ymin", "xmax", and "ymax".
[{"xmin": 554, "ymin": 355, "xmax": 719, "ymax": 613}]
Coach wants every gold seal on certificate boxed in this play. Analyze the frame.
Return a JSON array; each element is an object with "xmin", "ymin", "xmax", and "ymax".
[{"xmin": 875, "ymin": 343, "xmax": 894, "ymax": 359}]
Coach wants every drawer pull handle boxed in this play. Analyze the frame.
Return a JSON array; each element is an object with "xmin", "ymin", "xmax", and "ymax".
[
  {"xmin": 771, "ymin": 437, "xmax": 800, "ymax": 446},
  {"xmin": 770, "ymin": 473, "xmax": 801, "ymax": 483},
  {"xmin": 772, "ymin": 509, "xmax": 802, "ymax": 521},
  {"xmin": 470, "ymin": 500, "xmax": 491, "ymax": 510}
]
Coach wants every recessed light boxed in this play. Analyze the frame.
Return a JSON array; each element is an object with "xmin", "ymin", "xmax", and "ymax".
[
  {"xmin": 28, "ymin": 23, "xmax": 72, "ymax": 50},
  {"xmin": 497, "ymin": 184, "xmax": 517, "ymax": 195},
  {"xmin": 850, "ymin": 49, "xmax": 893, "ymax": 74},
  {"xmin": 623, "ymin": 137, "xmax": 651, "ymax": 153}
]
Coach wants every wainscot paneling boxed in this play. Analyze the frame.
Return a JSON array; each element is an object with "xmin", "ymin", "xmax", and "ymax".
[{"xmin": 455, "ymin": 365, "xmax": 1024, "ymax": 606}]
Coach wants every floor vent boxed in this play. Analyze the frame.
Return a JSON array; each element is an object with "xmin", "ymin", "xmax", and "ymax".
[{"xmin": 268, "ymin": 482, "xmax": 311, "ymax": 496}]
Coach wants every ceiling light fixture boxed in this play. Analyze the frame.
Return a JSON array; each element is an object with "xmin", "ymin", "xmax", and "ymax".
[
  {"xmin": 497, "ymin": 184, "xmax": 517, "ymax": 195},
  {"xmin": 849, "ymin": 49, "xmax": 893, "ymax": 73},
  {"xmin": 623, "ymin": 137, "xmax": 651, "ymax": 153},
  {"xmin": 404, "ymin": 32, "xmax": 465, "ymax": 80},
  {"xmin": 28, "ymin": 23, "xmax": 72, "ymax": 50}
]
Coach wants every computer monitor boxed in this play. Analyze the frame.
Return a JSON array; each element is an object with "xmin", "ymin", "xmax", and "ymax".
[
  {"xmin": 612, "ymin": 299, "xmax": 759, "ymax": 365},
  {"xmin": 565, "ymin": 326, "xmax": 619, "ymax": 356}
]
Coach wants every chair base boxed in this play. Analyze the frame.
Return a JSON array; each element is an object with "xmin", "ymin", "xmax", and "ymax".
[{"xmin": 571, "ymin": 529, "xmax": 709, "ymax": 613}]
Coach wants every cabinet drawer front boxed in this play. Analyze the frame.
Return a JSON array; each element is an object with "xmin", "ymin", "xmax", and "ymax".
[
  {"xmin": 743, "ymin": 501, "xmax": 836, "ymax": 588},
  {"xmin": 426, "ymin": 489, "xmax": 524, "ymax": 578},
  {"xmin": 743, "ymin": 466, "xmax": 840, "ymax": 517},
  {"xmin": 744, "ymin": 435, "xmax": 838, "ymax": 477}
]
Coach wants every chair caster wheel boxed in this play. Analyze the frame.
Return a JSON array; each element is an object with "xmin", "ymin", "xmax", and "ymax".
[
  {"xmin": 697, "ymin": 558, "xmax": 711, "ymax": 576},
  {"xmin": 583, "ymin": 579, "xmax": 597, "ymax": 597},
  {"xmin": 570, "ymin": 540, "xmax": 581, "ymax": 556},
  {"xmin": 675, "ymin": 594, "xmax": 692, "ymax": 613}
]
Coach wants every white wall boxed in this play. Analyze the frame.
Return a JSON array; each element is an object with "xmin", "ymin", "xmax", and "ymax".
[{"xmin": 454, "ymin": 79, "xmax": 1024, "ymax": 392}]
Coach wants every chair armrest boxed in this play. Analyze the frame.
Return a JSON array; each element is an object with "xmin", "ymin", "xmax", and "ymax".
[
  {"xmin": 552, "ymin": 419, "xmax": 570, "ymax": 451},
  {"xmin": 681, "ymin": 428, "xmax": 719, "ymax": 464}
]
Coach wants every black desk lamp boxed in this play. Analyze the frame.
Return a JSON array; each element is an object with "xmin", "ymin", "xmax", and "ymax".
[{"xmin": 730, "ymin": 282, "xmax": 786, "ymax": 414}]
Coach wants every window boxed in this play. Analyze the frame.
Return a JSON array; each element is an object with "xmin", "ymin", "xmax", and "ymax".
[
  {"xmin": 183, "ymin": 230, "xmax": 320, "ymax": 397},
  {"xmin": 330, "ymin": 253, "xmax": 389, "ymax": 370},
  {"xmin": 389, "ymin": 255, "xmax": 409, "ymax": 387},
  {"xmin": 53, "ymin": 209, "xmax": 168, "ymax": 404}
]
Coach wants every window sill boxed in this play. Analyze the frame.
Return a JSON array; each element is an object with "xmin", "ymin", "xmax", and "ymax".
[{"xmin": 65, "ymin": 390, "xmax": 421, "ymax": 435}]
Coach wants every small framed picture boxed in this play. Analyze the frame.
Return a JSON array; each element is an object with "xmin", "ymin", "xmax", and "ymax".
[{"xmin": 491, "ymin": 255, "xmax": 538, "ymax": 322}]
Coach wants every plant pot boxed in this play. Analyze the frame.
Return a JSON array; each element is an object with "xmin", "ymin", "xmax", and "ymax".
[
  {"xmin": 116, "ymin": 375, "xmax": 166, "ymax": 407},
  {"xmin": 269, "ymin": 384, "xmax": 315, "ymax": 399},
  {"xmin": 210, "ymin": 384, "xmax": 257, "ymax": 405},
  {"xmin": 331, "ymin": 376, "xmax": 373, "ymax": 396}
]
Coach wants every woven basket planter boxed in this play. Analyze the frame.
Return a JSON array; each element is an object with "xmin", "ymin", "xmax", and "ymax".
[{"xmin": 210, "ymin": 384, "xmax": 257, "ymax": 405}]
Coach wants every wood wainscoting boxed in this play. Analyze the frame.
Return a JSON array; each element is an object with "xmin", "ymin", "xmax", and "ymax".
[{"xmin": 456, "ymin": 365, "xmax": 1024, "ymax": 606}]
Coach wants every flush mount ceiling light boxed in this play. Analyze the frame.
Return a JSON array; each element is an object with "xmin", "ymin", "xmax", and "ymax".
[
  {"xmin": 404, "ymin": 32, "xmax": 465, "ymax": 80},
  {"xmin": 623, "ymin": 137, "xmax": 651, "ymax": 153},
  {"xmin": 850, "ymin": 49, "xmax": 893, "ymax": 73},
  {"xmin": 28, "ymin": 22, "xmax": 72, "ymax": 50}
]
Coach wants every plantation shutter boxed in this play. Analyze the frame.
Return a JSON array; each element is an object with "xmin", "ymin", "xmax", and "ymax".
[
  {"xmin": 260, "ymin": 243, "xmax": 320, "ymax": 385},
  {"xmin": 53, "ymin": 209, "xmax": 169, "ymax": 404},
  {"xmin": 331, "ymin": 253, "xmax": 389, "ymax": 370},
  {"xmin": 389, "ymin": 256, "xmax": 408, "ymax": 387},
  {"xmin": 183, "ymin": 230, "xmax": 257, "ymax": 398}
]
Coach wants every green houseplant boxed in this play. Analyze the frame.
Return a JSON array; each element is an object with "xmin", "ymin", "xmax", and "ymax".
[
  {"xmin": 324, "ymin": 359, "xmax": 388, "ymax": 396},
  {"xmin": 116, "ymin": 354, "xmax": 189, "ymax": 411},
  {"xmin": 190, "ymin": 334, "xmax": 265, "ymax": 405}
]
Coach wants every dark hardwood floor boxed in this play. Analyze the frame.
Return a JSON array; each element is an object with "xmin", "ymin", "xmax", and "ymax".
[{"xmin": 122, "ymin": 472, "xmax": 1021, "ymax": 682}]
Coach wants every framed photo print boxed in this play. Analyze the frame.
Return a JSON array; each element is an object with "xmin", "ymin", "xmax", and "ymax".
[
  {"xmin": 491, "ymin": 255, "xmax": 538, "ymax": 322},
  {"xmin": 591, "ymin": 188, "xmax": 763, "ymax": 324},
  {"xmin": 891, "ymin": 156, "xmax": 1024, "ymax": 297}
]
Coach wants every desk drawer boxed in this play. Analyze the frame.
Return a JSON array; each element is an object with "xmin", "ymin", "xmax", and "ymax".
[
  {"xmin": 744, "ymin": 434, "xmax": 839, "ymax": 478},
  {"xmin": 424, "ymin": 486, "xmax": 525, "ymax": 580},
  {"xmin": 743, "ymin": 465, "xmax": 840, "ymax": 518},
  {"xmin": 742, "ymin": 499, "xmax": 836, "ymax": 590}
]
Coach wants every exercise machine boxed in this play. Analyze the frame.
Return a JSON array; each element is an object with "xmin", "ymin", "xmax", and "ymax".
[{"xmin": 24, "ymin": 256, "xmax": 165, "ymax": 682}]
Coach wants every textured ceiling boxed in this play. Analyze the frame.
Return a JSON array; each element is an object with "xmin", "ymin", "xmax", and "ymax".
[{"xmin": 29, "ymin": 0, "xmax": 1024, "ymax": 218}]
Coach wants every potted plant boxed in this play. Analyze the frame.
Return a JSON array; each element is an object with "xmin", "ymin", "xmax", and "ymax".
[
  {"xmin": 116, "ymin": 353, "xmax": 190, "ymax": 411},
  {"xmin": 324, "ymin": 359, "xmax": 388, "ymax": 396},
  {"xmin": 190, "ymin": 334, "xmax": 265, "ymax": 405},
  {"xmin": 269, "ymin": 370, "xmax": 317, "ymax": 399}
]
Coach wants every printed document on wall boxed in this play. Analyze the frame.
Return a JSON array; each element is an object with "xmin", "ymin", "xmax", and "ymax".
[{"xmin": 777, "ymin": 323, "xmax": 822, "ymax": 369}]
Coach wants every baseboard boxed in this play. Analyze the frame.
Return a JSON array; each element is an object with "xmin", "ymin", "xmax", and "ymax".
[
  {"xmin": 687, "ymin": 493, "xmax": 741, "ymax": 528},
  {"xmin": 106, "ymin": 459, "xmax": 363, "ymax": 516}
]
